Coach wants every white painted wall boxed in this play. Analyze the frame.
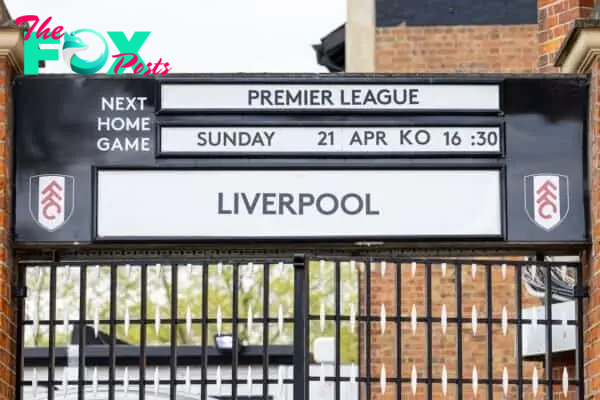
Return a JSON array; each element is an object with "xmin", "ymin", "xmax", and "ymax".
[{"xmin": 22, "ymin": 364, "xmax": 359, "ymax": 400}]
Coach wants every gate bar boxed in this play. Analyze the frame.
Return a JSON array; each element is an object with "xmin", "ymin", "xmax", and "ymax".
[
  {"xmin": 576, "ymin": 263, "xmax": 585, "ymax": 400},
  {"xmin": 262, "ymin": 261, "xmax": 270, "ymax": 398},
  {"xmin": 293, "ymin": 254, "xmax": 308, "ymax": 400},
  {"xmin": 545, "ymin": 266, "xmax": 553, "ymax": 400},
  {"xmin": 425, "ymin": 262, "xmax": 433, "ymax": 400},
  {"xmin": 14, "ymin": 256, "xmax": 26, "ymax": 400},
  {"xmin": 515, "ymin": 264, "xmax": 524, "ymax": 399},
  {"xmin": 486, "ymin": 263, "xmax": 493, "ymax": 399},
  {"xmin": 201, "ymin": 263, "xmax": 209, "ymax": 400},
  {"xmin": 48, "ymin": 266, "xmax": 56, "ymax": 400},
  {"xmin": 232, "ymin": 264, "xmax": 240, "ymax": 399},
  {"xmin": 109, "ymin": 264, "xmax": 117, "ymax": 400},
  {"xmin": 365, "ymin": 259, "xmax": 372, "ymax": 399},
  {"xmin": 140, "ymin": 264, "xmax": 148, "ymax": 399},
  {"xmin": 77, "ymin": 266, "xmax": 87, "ymax": 400},
  {"xmin": 396, "ymin": 261, "xmax": 402, "ymax": 399},
  {"xmin": 455, "ymin": 263, "xmax": 463, "ymax": 398},
  {"xmin": 334, "ymin": 260, "xmax": 341, "ymax": 400},
  {"xmin": 170, "ymin": 264, "xmax": 178, "ymax": 400}
]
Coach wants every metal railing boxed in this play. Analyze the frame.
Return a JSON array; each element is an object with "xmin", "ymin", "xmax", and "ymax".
[{"xmin": 16, "ymin": 254, "xmax": 585, "ymax": 399}]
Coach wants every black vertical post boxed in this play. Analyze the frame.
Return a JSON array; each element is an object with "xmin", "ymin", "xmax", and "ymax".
[
  {"xmin": 544, "ymin": 264, "xmax": 553, "ymax": 400},
  {"xmin": 108, "ymin": 264, "xmax": 117, "ymax": 400},
  {"xmin": 395, "ymin": 261, "xmax": 402, "ymax": 399},
  {"xmin": 425, "ymin": 262, "xmax": 433, "ymax": 400},
  {"xmin": 334, "ymin": 261, "xmax": 341, "ymax": 400},
  {"xmin": 48, "ymin": 266, "xmax": 56, "ymax": 400},
  {"xmin": 575, "ymin": 262, "xmax": 584, "ymax": 400},
  {"xmin": 170, "ymin": 264, "xmax": 178, "ymax": 399},
  {"xmin": 201, "ymin": 264, "xmax": 209, "ymax": 400},
  {"xmin": 486, "ymin": 263, "xmax": 493, "ymax": 400},
  {"xmin": 455, "ymin": 263, "xmax": 463, "ymax": 399},
  {"xmin": 365, "ymin": 260, "xmax": 372, "ymax": 400},
  {"xmin": 14, "ymin": 264, "xmax": 26, "ymax": 400},
  {"xmin": 140, "ymin": 265, "xmax": 148, "ymax": 400},
  {"xmin": 232, "ymin": 263, "xmax": 240, "ymax": 400},
  {"xmin": 77, "ymin": 265, "xmax": 87, "ymax": 399},
  {"xmin": 293, "ymin": 254, "xmax": 308, "ymax": 400},
  {"xmin": 515, "ymin": 264, "xmax": 523, "ymax": 399},
  {"xmin": 262, "ymin": 263, "xmax": 270, "ymax": 398}
]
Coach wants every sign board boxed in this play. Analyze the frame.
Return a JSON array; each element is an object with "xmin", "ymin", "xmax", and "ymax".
[
  {"xmin": 159, "ymin": 126, "xmax": 502, "ymax": 155},
  {"xmin": 13, "ymin": 75, "xmax": 588, "ymax": 245},
  {"xmin": 160, "ymin": 84, "xmax": 500, "ymax": 111},
  {"xmin": 96, "ymin": 169, "xmax": 502, "ymax": 239}
]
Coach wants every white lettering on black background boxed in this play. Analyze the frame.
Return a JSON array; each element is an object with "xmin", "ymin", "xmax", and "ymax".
[{"xmin": 96, "ymin": 96, "xmax": 152, "ymax": 152}]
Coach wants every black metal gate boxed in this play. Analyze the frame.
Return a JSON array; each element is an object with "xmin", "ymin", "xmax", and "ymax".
[{"xmin": 16, "ymin": 253, "xmax": 586, "ymax": 399}]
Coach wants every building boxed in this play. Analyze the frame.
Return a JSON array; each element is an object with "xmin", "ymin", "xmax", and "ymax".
[
  {"xmin": 0, "ymin": 0, "xmax": 597, "ymax": 399},
  {"xmin": 312, "ymin": 1, "xmax": 593, "ymax": 398}
]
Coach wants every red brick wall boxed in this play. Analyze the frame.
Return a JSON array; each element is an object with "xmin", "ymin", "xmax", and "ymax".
[
  {"xmin": 584, "ymin": 61, "xmax": 600, "ymax": 399},
  {"xmin": 376, "ymin": 25, "xmax": 539, "ymax": 73},
  {"xmin": 358, "ymin": 260, "xmax": 547, "ymax": 399},
  {"xmin": 365, "ymin": 19, "xmax": 551, "ymax": 400},
  {"xmin": 0, "ymin": 58, "xmax": 15, "ymax": 399},
  {"xmin": 538, "ymin": 0, "xmax": 594, "ymax": 71},
  {"xmin": 538, "ymin": 1, "xmax": 597, "ymax": 398},
  {"xmin": 553, "ymin": 360, "xmax": 576, "ymax": 399}
]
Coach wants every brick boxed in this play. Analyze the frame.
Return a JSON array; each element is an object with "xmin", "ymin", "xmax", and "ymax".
[
  {"xmin": 537, "ymin": 0, "xmax": 596, "ymax": 70},
  {"xmin": 369, "ymin": 3, "xmax": 598, "ymax": 397},
  {"xmin": 584, "ymin": 62, "xmax": 600, "ymax": 400},
  {"xmin": 376, "ymin": 25, "xmax": 538, "ymax": 73},
  {"xmin": 0, "ymin": 56, "xmax": 15, "ymax": 400},
  {"xmin": 357, "ymin": 261, "xmax": 547, "ymax": 399}
]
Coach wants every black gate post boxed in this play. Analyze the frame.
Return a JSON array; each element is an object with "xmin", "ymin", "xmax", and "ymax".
[
  {"xmin": 293, "ymin": 254, "xmax": 308, "ymax": 400},
  {"xmin": 14, "ymin": 263, "xmax": 26, "ymax": 400}
]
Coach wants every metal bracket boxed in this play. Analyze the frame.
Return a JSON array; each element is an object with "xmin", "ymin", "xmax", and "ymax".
[
  {"xmin": 13, "ymin": 285, "xmax": 27, "ymax": 299},
  {"xmin": 293, "ymin": 254, "xmax": 307, "ymax": 269},
  {"xmin": 573, "ymin": 285, "xmax": 589, "ymax": 299}
]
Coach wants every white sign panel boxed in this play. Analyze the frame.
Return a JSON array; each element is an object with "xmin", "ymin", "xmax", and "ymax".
[
  {"xmin": 159, "ymin": 126, "xmax": 501, "ymax": 154},
  {"xmin": 96, "ymin": 170, "xmax": 502, "ymax": 239},
  {"xmin": 160, "ymin": 84, "xmax": 500, "ymax": 111}
]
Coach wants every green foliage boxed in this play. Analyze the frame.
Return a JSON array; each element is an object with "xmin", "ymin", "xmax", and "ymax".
[{"xmin": 23, "ymin": 261, "xmax": 359, "ymax": 364}]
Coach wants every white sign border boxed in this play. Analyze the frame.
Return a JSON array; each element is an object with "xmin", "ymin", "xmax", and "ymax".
[
  {"xmin": 159, "ymin": 83, "xmax": 501, "ymax": 112},
  {"xmin": 93, "ymin": 168, "xmax": 506, "ymax": 241},
  {"xmin": 157, "ymin": 125, "xmax": 505, "ymax": 156}
]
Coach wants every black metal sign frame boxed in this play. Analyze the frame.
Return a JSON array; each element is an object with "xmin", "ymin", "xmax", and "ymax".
[
  {"xmin": 12, "ymin": 73, "xmax": 590, "ymax": 247},
  {"xmin": 156, "ymin": 74, "xmax": 504, "ymax": 114},
  {"xmin": 90, "ymin": 164, "xmax": 508, "ymax": 243},
  {"xmin": 154, "ymin": 121, "xmax": 507, "ymax": 159}
]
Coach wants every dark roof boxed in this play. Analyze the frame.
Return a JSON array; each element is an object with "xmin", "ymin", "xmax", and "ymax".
[
  {"xmin": 312, "ymin": 24, "xmax": 345, "ymax": 72},
  {"xmin": 375, "ymin": 0, "xmax": 537, "ymax": 27}
]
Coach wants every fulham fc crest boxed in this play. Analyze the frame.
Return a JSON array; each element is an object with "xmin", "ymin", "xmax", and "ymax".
[
  {"xmin": 28, "ymin": 174, "xmax": 75, "ymax": 232},
  {"xmin": 524, "ymin": 174, "xmax": 569, "ymax": 231}
]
